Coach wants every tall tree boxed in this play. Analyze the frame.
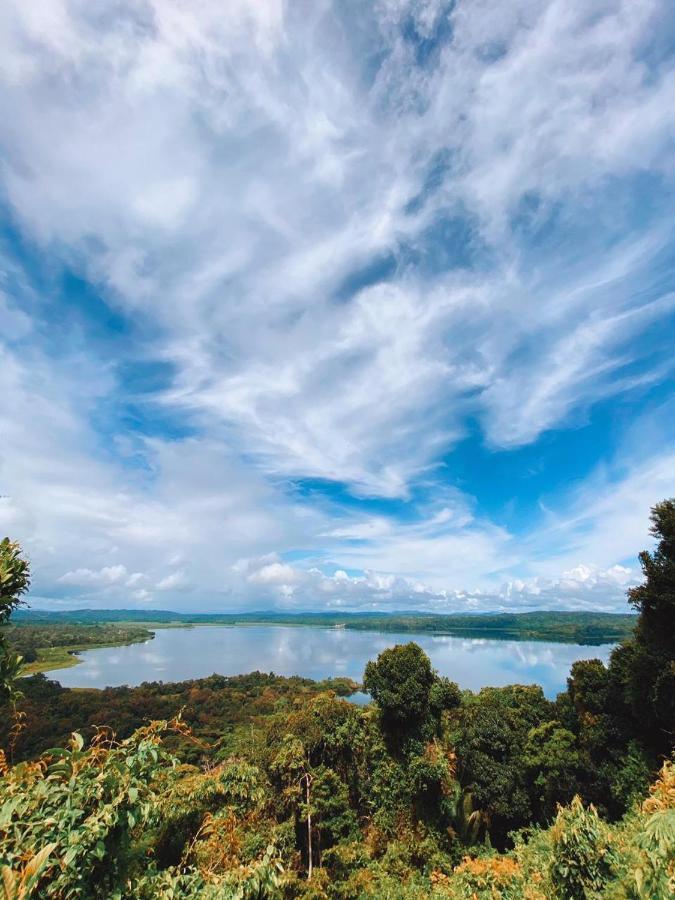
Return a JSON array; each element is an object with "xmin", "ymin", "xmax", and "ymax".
[
  {"xmin": 609, "ymin": 499, "xmax": 675, "ymax": 755},
  {"xmin": 363, "ymin": 642, "xmax": 435, "ymax": 740},
  {"xmin": 628, "ymin": 499, "xmax": 675, "ymax": 653}
]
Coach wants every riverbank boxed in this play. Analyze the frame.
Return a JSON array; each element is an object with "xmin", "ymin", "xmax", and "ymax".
[
  {"xmin": 21, "ymin": 635, "xmax": 152, "ymax": 675},
  {"xmin": 2, "ymin": 623, "xmax": 155, "ymax": 676}
]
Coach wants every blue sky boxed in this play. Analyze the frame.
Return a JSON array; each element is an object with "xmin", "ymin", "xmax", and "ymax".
[{"xmin": 1, "ymin": 0, "xmax": 674, "ymax": 613}]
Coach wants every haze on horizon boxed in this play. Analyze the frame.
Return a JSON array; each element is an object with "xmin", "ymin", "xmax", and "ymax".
[{"xmin": 1, "ymin": 1, "xmax": 674, "ymax": 615}]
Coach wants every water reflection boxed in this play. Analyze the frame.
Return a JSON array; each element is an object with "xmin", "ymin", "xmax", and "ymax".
[{"xmin": 52, "ymin": 626, "xmax": 614, "ymax": 699}]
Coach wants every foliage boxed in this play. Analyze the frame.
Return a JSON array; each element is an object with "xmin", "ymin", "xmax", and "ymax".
[
  {"xmin": 0, "ymin": 500, "xmax": 672, "ymax": 896},
  {"xmin": 429, "ymin": 677, "xmax": 462, "ymax": 718},
  {"xmin": 1, "ymin": 624, "xmax": 153, "ymax": 671},
  {"xmin": 632, "ymin": 758, "xmax": 675, "ymax": 899},
  {"xmin": 428, "ymin": 760, "xmax": 675, "ymax": 899},
  {"xmin": 364, "ymin": 642, "xmax": 436, "ymax": 731},
  {"xmin": 363, "ymin": 642, "xmax": 460, "ymax": 750},
  {"xmin": 548, "ymin": 796, "xmax": 617, "ymax": 898},
  {"xmin": 0, "ymin": 540, "xmax": 30, "ymax": 626},
  {"xmin": 449, "ymin": 685, "xmax": 553, "ymax": 845},
  {"xmin": 0, "ymin": 720, "xmax": 183, "ymax": 897},
  {"xmin": 0, "ymin": 540, "xmax": 30, "ymax": 701},
  {"xmin": 0, "ymin": 686, "xmax": 672, "ymax": 899},
  {"xmin": 620, "ymin": 498, "xmax": 675, "ymax": 754},
  {"xmin": 523, "ymin": 721, "xmax": 580, "ymax": 820},
  {"xmin": 0, "ymin": 671, "xmax": 360, "ymax": 764}
]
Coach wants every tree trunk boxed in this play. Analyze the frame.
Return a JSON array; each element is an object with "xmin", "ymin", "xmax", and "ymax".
[{"xmin": 302, "ymin": 772, "xmax": 313, "ymax": 880}]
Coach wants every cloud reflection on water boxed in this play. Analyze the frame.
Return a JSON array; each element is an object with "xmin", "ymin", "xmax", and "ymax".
[{"xmin": 54, "ymin": 626, "xmax": 614, "ymax": 699}]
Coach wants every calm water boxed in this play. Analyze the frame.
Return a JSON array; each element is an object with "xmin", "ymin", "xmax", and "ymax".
[{"xmin": 51, "ymin": 625, "xmax": 614, "ymax": 699}]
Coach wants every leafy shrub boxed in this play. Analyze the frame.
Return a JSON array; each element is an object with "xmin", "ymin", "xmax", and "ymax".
[
  {"xmin": 443, "ymin": 853, "xmax": 524, "ymax": 898},
  {"xmin": 0, "ymin": 720, "xmax": 183, "ymax": 897},
  {"xmin": 548, "ymin": 796, "xmax": 617, "ymax": 898},
  {"xmin": 632, "ymin": 759, "xmax": 675, "ymax": 899}
]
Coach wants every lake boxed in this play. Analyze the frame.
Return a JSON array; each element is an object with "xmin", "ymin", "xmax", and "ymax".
[{"xmin": 51, "ymin": 625, "xmax": 614, "ymax": 698}]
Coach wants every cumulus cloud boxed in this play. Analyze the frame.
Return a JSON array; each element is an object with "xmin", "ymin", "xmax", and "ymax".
[
  {"xmin": 238, "ymin": 555, "xmax": 638, "ymax": 614},
  {"xmin": 246, "ymin": 562, "xmax": 299, "ymax": 586}
]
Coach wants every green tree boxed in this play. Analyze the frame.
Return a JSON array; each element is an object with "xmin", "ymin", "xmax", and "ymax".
[
  {"xmin": 629, "ymin": 499, "xmax": 675, "ymax": 648},
  {"xmin": 608, "ymin": 498, "xmax": 675, "ymax": 755},
  {"xmin": 523, "ymin": 720, "xmax": 580, "ymax": 821},
  {"xmin": 0, "ymin": 538, "xmax": 30, "ymax": 700},
  {"xmin": 449, "ymin": 685, "xmax": 552, "ymax": 846},
  {"xmin": 363, "ymin": 642, "xmax": 435, "ymax": 737},
  {"xmin": 429, "ymin": 676, "xmax": 462, "ymax": 718},
  {"xmin": 269, "ymin": 734, "xmax": 316, "ymax": 878},
  {"xmin": 308, "ymin": 765, "xmax": 359, "ymax": 855}
]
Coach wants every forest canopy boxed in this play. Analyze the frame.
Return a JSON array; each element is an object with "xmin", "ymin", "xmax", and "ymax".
[{"xmin": 0, "ymin": 501, "xmax": 673, "ymax": 898}]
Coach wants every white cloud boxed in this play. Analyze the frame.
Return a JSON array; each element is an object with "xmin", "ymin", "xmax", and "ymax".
[
  {"xmin": 125, "ymin": 572, "xmax": 145, "ymax": 587},
  {"xmin": 246, "ymin": 562, "xmax": 299, "ymax": 586},
  {"xmin": 0, "ymin": 1, "xmax": 673, "ymax": 612},
  {"xmin": 155, "ymin": 570, "xmax": 187, "ymax": 591},
  {"xmin": 59, "ymin": 565, "xmax": 128, "ymax": 586},
  {"xmin": 0, "ymin": 0, "xmax": 672, "ymax": 494},
  {"xmin": 522, "ymin": 448, "xmax": 675, "ymax": 577},
  {"xmin": 239, "ymin": 555, "xmax": 639, "ymax": 614},
  {"xmin": 0, "ymin": 339, "xmax": 321, "ymax": 609}
]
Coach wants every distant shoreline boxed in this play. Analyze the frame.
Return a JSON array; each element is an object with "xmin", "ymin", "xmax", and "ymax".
[{"xmin": 12, "ymin": 608, "xmax": 636, "ymax": 648}]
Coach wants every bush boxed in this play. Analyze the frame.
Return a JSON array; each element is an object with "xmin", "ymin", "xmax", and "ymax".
[
  {"xmin": 0, "ymin": 721, "xmax": 183, "ymax": 897},
  {"xmin": 549, "ymin": 796, "xmax": 617, "ymax": 898}
]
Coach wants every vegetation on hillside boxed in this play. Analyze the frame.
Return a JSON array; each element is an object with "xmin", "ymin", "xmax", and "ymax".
[
  {"xmin": 1, "ymin": 623, "xmax": 155, "ymax": 674},
  {"xmin": 12, "ymin": 608, "xmax": 636, "ymax": 645},
  {"xmin": 0, "ymin": 671, "xmax": 361, "ymax": 765},
  {"xmin": 0, "ymin": 500, "xmax": 673, "ymax": 897}
]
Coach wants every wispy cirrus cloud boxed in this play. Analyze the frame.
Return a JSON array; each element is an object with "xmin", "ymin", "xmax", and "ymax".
[{"xmin": 0, "ymin": 0, "xmax": 674, "ymax": 611}]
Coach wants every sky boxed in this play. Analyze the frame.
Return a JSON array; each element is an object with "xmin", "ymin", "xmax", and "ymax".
[{"xmin": 1, "ymin": 0, "xmax": 674, "ymax": 614}]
